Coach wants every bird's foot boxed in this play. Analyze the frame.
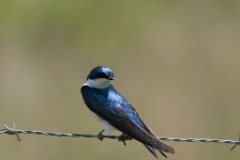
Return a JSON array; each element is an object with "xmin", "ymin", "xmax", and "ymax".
[
  {"xmin": 118, "ymin": 133, "xmax": 132, "ymax": 146},
  {"xmin": 97, "ymin": 130, "xmax": 104, "ymax": 141}
]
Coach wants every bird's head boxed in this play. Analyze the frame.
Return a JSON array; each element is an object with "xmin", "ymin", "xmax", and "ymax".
[{"xmin": 85, "ymin": 66, "xmax": 114, "ymax": 88}]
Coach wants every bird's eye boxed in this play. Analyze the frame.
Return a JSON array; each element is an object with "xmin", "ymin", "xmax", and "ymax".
[{"xmin": 98, "ymin": 73, "xmax": 107, "ymax": 78}]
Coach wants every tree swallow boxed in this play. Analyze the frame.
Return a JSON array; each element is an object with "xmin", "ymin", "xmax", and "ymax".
[{"xmin": 81, "ymin": 66, "xmax": 174, "ymax": 158}]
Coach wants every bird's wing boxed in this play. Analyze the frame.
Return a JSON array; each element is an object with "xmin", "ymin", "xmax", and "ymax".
[
  {"xmin": 81, "ymin": 86, "xmax": 174, "ymax": 155},
  {"xmin": 109, "ymin": 85, "xmax": 156, "ymax": 135},
  {"xmin": 119, "ymin": 98, "xmax": 174, "ymax": 157},
  {"xmin": 94, "ymin": 99, "xmax": 173, "ymax": 155}
]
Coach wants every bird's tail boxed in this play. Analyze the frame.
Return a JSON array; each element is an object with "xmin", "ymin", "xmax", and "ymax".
[
  {"xmin": 144, "ymin": 140, "xmax": 174, "ymax": 159},
  {"xmin": 144, "ymin": 145, "xmax": 159, "ymax": 159},
  {"xmin": 139, "ymin": 118, "xmax": 174, "ymax": 158},
  {"xmin": 156, "ymin": 140, "xmax": 174, "ymax": 158}
]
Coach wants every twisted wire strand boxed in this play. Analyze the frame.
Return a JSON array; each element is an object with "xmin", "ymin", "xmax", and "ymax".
[{"xmin": 0, "ymin": 123, "xmax": 239, "ymax": 148}]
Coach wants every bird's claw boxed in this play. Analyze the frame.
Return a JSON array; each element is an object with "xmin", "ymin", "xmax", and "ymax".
[
  {"xmin": 118, "ymin": 133, "xmax": 132, "ymax": 146},
  {"xmin": 98, "ymin": 130, "xmax": 104, "ymax": 141}
]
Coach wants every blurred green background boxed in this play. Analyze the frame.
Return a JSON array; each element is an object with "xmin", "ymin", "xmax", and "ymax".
[{"xmin": 0, "ymin": 0, "xmax": 240, "ymax": 160}]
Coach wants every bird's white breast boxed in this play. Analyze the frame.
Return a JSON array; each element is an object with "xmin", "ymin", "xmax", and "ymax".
[
  {"xmin": 83, "ymin": 78, "xmax": 111, "ymax": 89},
  {"xmin": 90, "ymin": 111, "xmax": 115, "ymax": 135}
]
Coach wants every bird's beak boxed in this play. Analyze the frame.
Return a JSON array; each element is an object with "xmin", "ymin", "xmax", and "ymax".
[{"xmin": 108, "ymin": 77, "xmax": 114, "ymax": 80}]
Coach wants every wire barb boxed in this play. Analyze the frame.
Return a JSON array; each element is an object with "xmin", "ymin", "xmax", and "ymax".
[
  {"xmin": 230, "ymin": 132, "xmax": 240, "ymax": 151},
  {"xmin": 3, "ymin": 122, "xmax": 21, "ymax": 141},
  {"xmin": 0, "ymin": 122, "xmax": 239, "ymax": 150}
]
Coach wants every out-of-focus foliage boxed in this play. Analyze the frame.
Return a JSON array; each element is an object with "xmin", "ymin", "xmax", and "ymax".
[{"xmin": 0, "ymin": 0, "xmax": 240, "ymax": 160}]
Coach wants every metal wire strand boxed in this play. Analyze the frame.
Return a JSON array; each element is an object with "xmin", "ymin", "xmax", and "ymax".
[{"xmin": 0, "ymin": 122, "xmax": 239, "ymax": 150}]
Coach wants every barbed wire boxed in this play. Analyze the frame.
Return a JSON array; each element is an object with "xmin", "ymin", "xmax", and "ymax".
[{"xmin": 0, "ymin": 122, "xmax": 239, "ymax": 151}]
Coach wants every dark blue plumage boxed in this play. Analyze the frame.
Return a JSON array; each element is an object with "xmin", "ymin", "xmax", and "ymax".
[
  {"xmin": 87, "ymin": 66, "xmax": 114, "ymax": 80},
  {"xmin": 81, "ymin": 66, "xmax": 174, "ymax": 158}
]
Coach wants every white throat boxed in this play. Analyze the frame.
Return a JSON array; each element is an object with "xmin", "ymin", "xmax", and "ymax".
[{"xmin": 83, "ymin": 78, "xmax": 111, "ymax": 89}]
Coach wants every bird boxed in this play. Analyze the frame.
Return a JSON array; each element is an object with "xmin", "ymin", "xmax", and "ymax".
[{"xmin": 80, "ymin": 66, "xmax": 174, "ymax": 158}]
